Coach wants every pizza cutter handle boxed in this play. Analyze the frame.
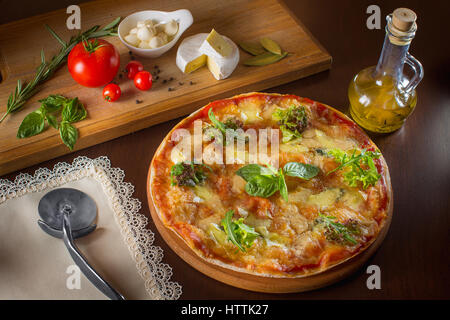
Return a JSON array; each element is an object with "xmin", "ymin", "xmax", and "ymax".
[{"xmin": 62, "ymin": 213, "xmax": 125, "ymax": 300}]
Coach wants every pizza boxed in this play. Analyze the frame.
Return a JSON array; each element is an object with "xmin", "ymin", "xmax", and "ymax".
[{"xmin": 149, "ymin": 92, "xmax": 391, "ymax": 277}]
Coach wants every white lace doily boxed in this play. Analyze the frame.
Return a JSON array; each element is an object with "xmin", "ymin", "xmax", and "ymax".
[{"xmin": 0, "ymin": 156, "xmax": 182, "ymax": 300}]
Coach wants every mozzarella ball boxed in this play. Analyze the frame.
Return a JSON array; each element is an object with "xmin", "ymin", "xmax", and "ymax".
[
  {"xmin": 129, "ymin": 27, "xmax": 138, "ymax": 34},
  {"xmin": 149, "ymin": 35, "xmax": 165, "ymax": 48},
  {"xmin": 154, "ymin": 23, "xmax": 165, "ymax": 33},
  {"xmin": 158, "ymin": 32, "xmax": 169, "ymax": 44},
  {"xmin": 138, "ymin": 41, "xmax": 151, "ymax": 49},
  {"xmin": 144, "ymin": 19, "xmax": 154, "ymax": 27},
  {"xmin": 124, "ymin": 34, "xmax": 140, "ymax": 46},
  {"xmin": 136, "ymin": 20, "xmax": 146, "ymax": 28},
  {"xmin": 164, "ymin": 19, "xmax": 178, "ymax": 36},
  {"xmin": 137, "ymin": 26, "xmax": 156, "ymax": 41}
]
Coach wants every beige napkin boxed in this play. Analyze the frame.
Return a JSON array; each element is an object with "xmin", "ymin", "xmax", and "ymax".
[{"xmin": 0, "ymin": 157, "xmax": 181, "ymax": 300}]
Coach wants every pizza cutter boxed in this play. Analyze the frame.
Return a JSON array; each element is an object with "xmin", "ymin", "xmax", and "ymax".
[{"xmin": 37, "ymin": 188, "xmax": 125, "ymax": 300}]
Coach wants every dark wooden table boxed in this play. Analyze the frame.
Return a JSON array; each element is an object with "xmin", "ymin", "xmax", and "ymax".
[{"xmin": 2, "ymin": 0, "xmax": 449, "ymax": 299}]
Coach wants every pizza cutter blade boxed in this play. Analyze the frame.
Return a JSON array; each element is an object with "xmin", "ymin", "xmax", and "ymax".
[{"xmin": 38, "ymin": 188, "xmax": 125, "ymax": 300}]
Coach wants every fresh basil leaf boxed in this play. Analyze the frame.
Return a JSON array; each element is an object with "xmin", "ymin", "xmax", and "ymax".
[
  {"xmin": 62, "ymin": 98, "xmax": 87, "ymax": 123},
  {"xmin": 245, "ymin": 175, "xmax": 279, "ymax": 198},
  {"xmin": 59, "ymin": 121, "xmax": 78, "ymax": 150},
  {"xmin": 45, "ymin": 113, "xmax": 58, "ymax": 129},
  {"xmin": 278, "ymin": 170, "xmax": 289, "ymax": 202},
  {"xmin": 283, "ymin": 162, "xmax": 319, "ymax": 180},
  {"xmin": 17, "ymin": 110, "xmax": 45, "ymax": 138},
  {"xmin": 236, "ymin": 162, "xmax": 318, "ymax": 201},
  {"xmin": 236, "ymin": 164, "xmax": 274, "ymax": 181},
  {"xmin": 39, "ymin": 94, "xmax": 67, "ymax": 113},
  {"xmin": 61, "ymin": 100, "xmax": 74, "ymax": 122}
]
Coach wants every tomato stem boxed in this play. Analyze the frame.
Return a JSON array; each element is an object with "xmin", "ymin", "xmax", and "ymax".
[{"xmin": 82, "ymin": 37, "xmax": 107, "ymax": 54}]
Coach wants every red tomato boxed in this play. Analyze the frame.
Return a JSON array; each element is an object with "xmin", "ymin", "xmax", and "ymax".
[
  {"xmin": 102, "ymin": 83, "xmax": 121, "ymax": 102},
  {"xmin": 134, "ymin": 71, "xmax": 153, "ymax": 91},
  {"xmin": 68, "ymin": 39, "xmax": 120, "ymax": 88},
  {"xmin": 125, "ymin": 61, "xmax": 144, "ymax": 80}
]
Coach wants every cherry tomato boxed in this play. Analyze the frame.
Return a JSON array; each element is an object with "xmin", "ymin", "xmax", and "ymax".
[
  {"xmin": 102, "ymin": 83, "xmax": 121, "ymax": 102},
  {"xmin": 134, "ymin": 71, "xmax": 153, "ymax": 91},
  {"xmin": 125, "ymin": 60, "xmax": 144, "ymax": 80},
  {"xmin": 68, "ymin": 39, "xmax": 120, "ymax": 88}
]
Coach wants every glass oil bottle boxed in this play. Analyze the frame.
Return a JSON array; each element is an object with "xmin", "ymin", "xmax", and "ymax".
[{"xmin": 348, "ymin": 8, "xmax": 424, "ymax": 133}]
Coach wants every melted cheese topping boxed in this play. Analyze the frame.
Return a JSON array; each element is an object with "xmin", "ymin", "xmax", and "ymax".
[{"xmin": 151, "ymin": 93, "xmax": 389, "ymax": 277}]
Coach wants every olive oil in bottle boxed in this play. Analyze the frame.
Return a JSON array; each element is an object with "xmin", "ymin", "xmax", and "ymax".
[{"xmin": 349, "ymin": 8, "xmax": 423, "ymax": 133}]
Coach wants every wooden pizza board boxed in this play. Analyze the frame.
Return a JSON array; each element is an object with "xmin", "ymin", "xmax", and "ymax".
[
  {"xmin": 0, "ymin": 0, "xmax": 331, "ymax": 176},
  {"xmin": 145, "ymin": 95, "xmax": 393, "ymax": 293}
]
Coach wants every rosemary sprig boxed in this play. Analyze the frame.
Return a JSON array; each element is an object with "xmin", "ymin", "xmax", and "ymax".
[{"xmin": 0, "ymin": 17, "xmax": 120, "ymax": 123}]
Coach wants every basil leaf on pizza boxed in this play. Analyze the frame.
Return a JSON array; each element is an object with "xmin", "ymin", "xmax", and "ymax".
[
  {"xmin": 237, "ymin": 162, "xmax": 319, "ymax": 201},
  {"xmin": 283, "ymin": 162, "xmax": 319, "ymax": 180},
  {"xmin": 278, "ymin": 169, "xmax": 289, "ymax": 201},
  {"xmin": 245, "ymin": 175, "xmax": 280, "ymax": 198},
  {"xmin": 236, "ymin": 164, "xmax": 274, "ymax": 181}
]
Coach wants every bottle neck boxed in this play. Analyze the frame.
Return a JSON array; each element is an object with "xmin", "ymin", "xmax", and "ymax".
[
  {"xmin": 374, "ymin": 14, "xmax": 416, "ymax": 82},
  {"xmin": 374, "ymin": 35, "xmax": 410, "ymax": 81}
]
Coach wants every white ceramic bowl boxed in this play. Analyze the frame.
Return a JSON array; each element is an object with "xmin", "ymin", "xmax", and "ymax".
[{"xmin": 118, "ymin": 9, "xmax": 193, "ymax": 58}]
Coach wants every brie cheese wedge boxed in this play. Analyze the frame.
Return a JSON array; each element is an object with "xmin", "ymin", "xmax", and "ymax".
[
  {"xmin": 176, "ymin": 32, "xmax": 239, "ymax": 80},
  {"xmin": 176, "ymin": 33, "xmax": 208, "ymax": 74},
  {"xmin": 205, "ymin": 36, "xmax": 239, "ymax": 80},
  {"xmin": 199, "ymin": 29, "xmax": 233, "ymax": 58}
]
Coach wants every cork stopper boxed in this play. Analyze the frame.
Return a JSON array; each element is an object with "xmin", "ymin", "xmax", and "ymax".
[{"xmin": 392, "ymin": 8, "xmax": 417, "ymax": 32}]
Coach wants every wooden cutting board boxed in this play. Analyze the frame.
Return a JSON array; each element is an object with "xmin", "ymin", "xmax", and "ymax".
[{"xmin": 0, "ymin": 0, "xmax": 331, "ymax": 176}]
